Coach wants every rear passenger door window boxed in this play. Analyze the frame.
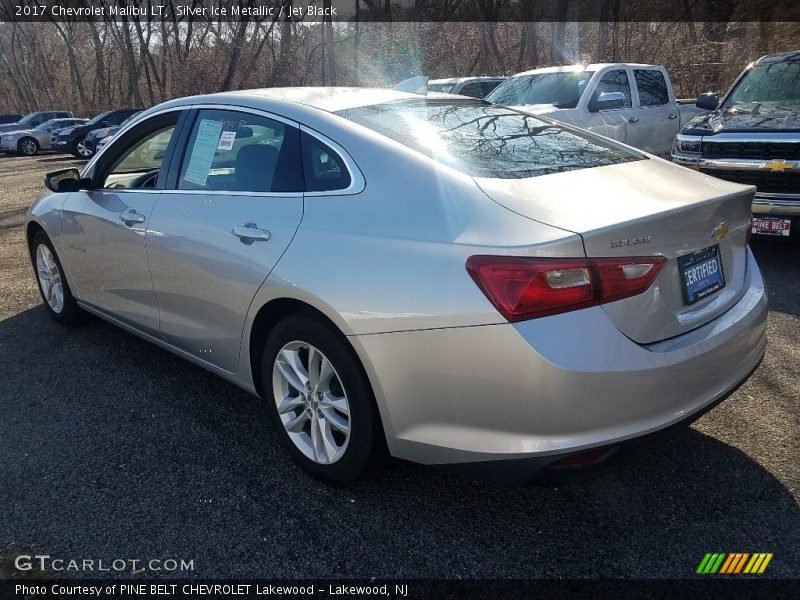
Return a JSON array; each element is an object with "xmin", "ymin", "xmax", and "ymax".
[
  {"xmin": 634, "ymin": 70, "xmax": 670, "ymax": 106},
  {"xmin": 178, "ymin": 109, "xmax": 303, "ymax": 193}
]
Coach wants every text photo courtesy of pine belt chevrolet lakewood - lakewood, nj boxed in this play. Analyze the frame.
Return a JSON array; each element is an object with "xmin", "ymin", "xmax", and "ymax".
[{"xmin": 1, "ymin": 0, "xmax": 799, "ymax": 597}]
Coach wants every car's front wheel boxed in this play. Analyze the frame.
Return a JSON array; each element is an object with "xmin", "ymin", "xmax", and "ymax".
[
  {"xmin": 262, "ymin": 313, "xmax": 384, "ymax": 485},
  {"xmin": 18, "ymin": 137, "xmax": 39, "ymax": 156},
  {"xmin": 73, "ymin": 137, "xmax": 93, "ymax": 158},
  {"xmin": 30, "ymin": 231, "xmax": 85, "ymax": 325}
]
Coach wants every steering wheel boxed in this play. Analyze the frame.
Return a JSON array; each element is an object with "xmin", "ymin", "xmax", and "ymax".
[{"xmin": 109, "ymin": 169, "xmax": 159, "ymax": 189}]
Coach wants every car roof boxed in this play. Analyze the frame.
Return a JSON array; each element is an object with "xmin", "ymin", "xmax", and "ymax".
[
  {"xmin": 509, "ymin": 63, "xmax": 658, "ymax": 77},
  {"xmin": 137, "ymin": 87, "xmax": 475, "ymax": 125},
  {"xmin": 429, "ymin": 77, "xmax": 506, "ymax": 85},
  {"xmin": 756, "ymin": 50, "xmax": 800, "ymax": 64},
  {"xmin": 162, "ymin": 87, "xmax": 458, "ymax": 114}
]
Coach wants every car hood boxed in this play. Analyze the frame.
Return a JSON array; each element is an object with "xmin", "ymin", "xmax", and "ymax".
[
  {"xmin": 684, "ymin": 104, "xmax": 800, "ymax": 134},
  {"xmin": 0, "ymin": 129, "xmax": 33, "ymax": 137},
  {"xmin": 511, "ymin": 103, "xmax": 560, "ymax": 115},
  {"xmin": 55, "ymin": 124, "xmax": 92, "ymax": 137},
  {"xmin": 0, "ymin": 123, "xmax": 27, "ymax": 134}
]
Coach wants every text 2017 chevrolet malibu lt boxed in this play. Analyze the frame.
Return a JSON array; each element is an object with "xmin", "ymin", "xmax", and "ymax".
[{"xmin": 27, "ymin": 88, "xmax": 766, "ymax": 485}]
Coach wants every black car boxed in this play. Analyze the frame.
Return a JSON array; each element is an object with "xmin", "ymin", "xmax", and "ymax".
[
  {"xmin": 52, "ymin": 108, "xmax": 143, "ymax": 158},
  {"xmin": 671, "ymin": 51, "xmax": 800, "ymax": 239}
]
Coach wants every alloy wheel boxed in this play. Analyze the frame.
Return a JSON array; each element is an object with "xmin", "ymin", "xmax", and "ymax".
[
  {"xmin": 272, "ymin": 341, "xmax": 351, "ymax": 465},
  {"xmin": 36, "ymin": 244, "xmax": 64, "ymax": 313},
  {"xmin": 20, "ymin": 139, "xmax": 37, "ymax": 155},
  {"xmin": 76, "ymin": 139, "xmax": 92, "ymax": 157}
]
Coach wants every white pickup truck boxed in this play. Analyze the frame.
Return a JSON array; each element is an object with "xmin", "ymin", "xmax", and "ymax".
[{"xmin": 486, "ymin": 63, "xmax": 708, "ymax": 156}]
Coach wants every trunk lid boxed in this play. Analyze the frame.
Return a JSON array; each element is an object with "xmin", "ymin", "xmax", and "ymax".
[{"xmin": 475, "ymin": 158, "xmax": 755, "ymax": 344}]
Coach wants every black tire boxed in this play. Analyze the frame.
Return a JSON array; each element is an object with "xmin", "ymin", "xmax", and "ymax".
[
  {"xmin": 262, "ymin": 313, "xmax": 385, "ymax": 485},
  {"xmin": 30, "ymin": 230, "xmax": 86, "ymax": 325},
  {"xmin": 18, "ymin": 136, "xmax": 39, "ymax": 156}
]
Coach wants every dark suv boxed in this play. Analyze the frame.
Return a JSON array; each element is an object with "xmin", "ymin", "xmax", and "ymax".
[
  {"xmin": 52, "ymin": 108, "xmax": 143, "ymax": 158},
  {"xmin": 672, "ymin": 51, "xmax": 800, "ymax": 239}
]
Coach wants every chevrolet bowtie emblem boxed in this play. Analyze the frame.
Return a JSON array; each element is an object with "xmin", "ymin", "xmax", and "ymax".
[
  {"xmin": 710, "ymin": 221, "xmax": 730, "ymax": 241},
  {"xmin": 760, "ymin": 159, "xmax": 793, "ymax": 172}
]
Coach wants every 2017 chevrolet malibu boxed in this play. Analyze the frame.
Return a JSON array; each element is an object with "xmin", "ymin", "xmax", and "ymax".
[{"xmin": 27, "ymin": 88, "xmax": 767, "ymax": 485}]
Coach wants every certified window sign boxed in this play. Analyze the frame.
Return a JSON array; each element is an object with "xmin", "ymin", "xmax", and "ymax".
[
  {"xmin": 678, "ymin": 245, "xmax": 726, "ymax": 305},
  {"xmin": 752, "ymin": 216, "xmax": 791, "ymax": 236}
]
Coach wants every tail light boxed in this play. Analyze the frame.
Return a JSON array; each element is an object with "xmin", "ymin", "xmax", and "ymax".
[{"xmin": 466, "ymin": 255, "xmax": 667, "ymax": 322}]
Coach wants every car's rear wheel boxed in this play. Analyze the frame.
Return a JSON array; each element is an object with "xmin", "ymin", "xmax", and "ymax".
[
  {"xmin": 30, "ymin": 231, "xmax": 85, "ymax": 325},
  {"xmin": 73, "ymin": 137, "xmax": 92, "ymax": 158},
  {"xmin": 262, "ymin": 313, "xmax": 384, "ymax": 485},
  {"xmin": 18, "ymin": 137, "xmax": 39, "ymax": 156}
]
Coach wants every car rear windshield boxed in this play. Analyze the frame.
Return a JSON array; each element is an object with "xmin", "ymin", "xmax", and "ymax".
[{"xmin": 335, "ymin": 99, "xmax": 639, "ymax": 179}]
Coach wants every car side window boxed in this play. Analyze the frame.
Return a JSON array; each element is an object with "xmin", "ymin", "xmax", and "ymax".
[
  {"xmin": 634, "ymin": 70, "xmax": 669, "ymax": 106},
  {"xmin": 177, "ymin": 109, "xmax": 303, "ymax": 193},
  {"xmin": 593, "ymin": 69, "xmax": 633, "ymax": 108},
  {"xmin": 99, "ymin": 115, "xmax": 178, "ymax": 189},
  {"xmin": 458, "ymin": 83, "xmax": 485, "ymax": 98},
  {"xmin": 301, "ymin": 131, "xmax": 351, "ymax": 193}
]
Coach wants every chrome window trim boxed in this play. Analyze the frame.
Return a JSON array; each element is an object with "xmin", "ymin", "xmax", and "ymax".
[{"xmin": 299, "ymin": 124, "xmax": 366, "ymax": 196}]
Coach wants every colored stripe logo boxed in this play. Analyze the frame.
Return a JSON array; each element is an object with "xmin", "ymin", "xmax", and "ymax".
[{"xmin": 697, "ymin": 552, "xmax": 773, "ymax": 574}]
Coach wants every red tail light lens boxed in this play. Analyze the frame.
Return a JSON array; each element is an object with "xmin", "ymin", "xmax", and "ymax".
[{"xmin": 466, "ymin": 255, "xmax": 667, "ymax": 322}]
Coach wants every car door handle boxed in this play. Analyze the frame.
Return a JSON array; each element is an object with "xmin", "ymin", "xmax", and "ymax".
[
  {"xmin": 119, "ymin": 210, "xmax": 146, "ymax": 225},
  {"xmin": 232, "ymin": 223, "xmax": 271, "ymax": 244},
  {"xmin": 667, "ymin": 113, "xmax": 678, "ymax": 119},
  {"xmin": 627, "ymin": 117, "xmax": 639, "ymax": 123}
]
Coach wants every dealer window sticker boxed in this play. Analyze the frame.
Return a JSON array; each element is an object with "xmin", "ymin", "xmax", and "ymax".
[
  {"xmin": 217, "ymin": 130, "xmax": 237, "ymax": 151},
  {"xmin": 183, "ymin": 119, "xmax": 223, "ymax": 186}
]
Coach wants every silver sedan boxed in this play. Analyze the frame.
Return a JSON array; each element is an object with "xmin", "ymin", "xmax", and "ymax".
[
  {"xmin": 1, "ymin": 118, "xmax": 87, "ymax": 155},
  {"xmin": 26, "ymin": 89, "xmax": 767, "ymax": 485}
]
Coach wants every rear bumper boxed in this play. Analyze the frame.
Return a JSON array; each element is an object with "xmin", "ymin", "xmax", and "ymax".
[{"xmin": 354, "ymin": 248, "xmax": 767, "ymax": 474}]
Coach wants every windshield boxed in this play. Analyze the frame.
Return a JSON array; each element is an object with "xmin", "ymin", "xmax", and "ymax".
[
  {"xmin": 87, "ymin": 111, "xmax": 111, "ymax": 126},
  {"xmin": 723, "ymin": 60, "xmax": 800, "ymax": 110},
  {"xmin": 16, "ymin": 113, "xmax": 39, "ymax": 126},
  {"xmin": 34, "ymin": 119, "xmax": 61, "ymax": 131},
  {"xmin": 486, "ymin": 71, "xmax": 595, "ymax": 108},
  {"xmin": 336, "ymin": 99, "xmax": 638, "ymax": 179}
]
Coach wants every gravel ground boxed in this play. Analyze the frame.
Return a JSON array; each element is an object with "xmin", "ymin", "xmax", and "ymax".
[{"xmin": 1, "ymin": 153, "xmax": 798, "ymax": 579}]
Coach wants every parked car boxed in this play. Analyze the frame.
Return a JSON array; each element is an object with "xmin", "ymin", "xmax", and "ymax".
[
  {"xmin": 0, "ymin": 118, "xmax": 87, "ymax": 155},
  {"xmin": 671, "ymin": 51, "xmax": 800, "ymax": 239},
  {"xmin": 0, "ymin": 111, "xmax": 74, "ymax": 135},
  {"xmin": 28, "ymin": 88, "xmax": 766, "ymax": 485},
  {"xmin": 0, "ymin": 114, "xmax": 23, "ymax": 125},
  {"xmin": 52, "ymin": 108, "xmax": 143, "ymax": 158},
  {"xmin": 486, "ymin": 63, "xmax": 709, "ymax": 156},
  {"xmin": 427, "ymin": 76, "xmax": 507, "ymax": 98}
]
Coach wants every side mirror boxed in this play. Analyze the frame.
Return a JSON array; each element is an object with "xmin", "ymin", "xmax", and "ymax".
[
  {"xmin": 44, "ymin": 168, "xmax": 87, "ymax": 193},
  {"xmin": 696, "ymin": 93, "xmax": 719, "ymax": 110},
  {"xmin": 589, "ymin": 91, "xmax": 625, "ymax": 112}
]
